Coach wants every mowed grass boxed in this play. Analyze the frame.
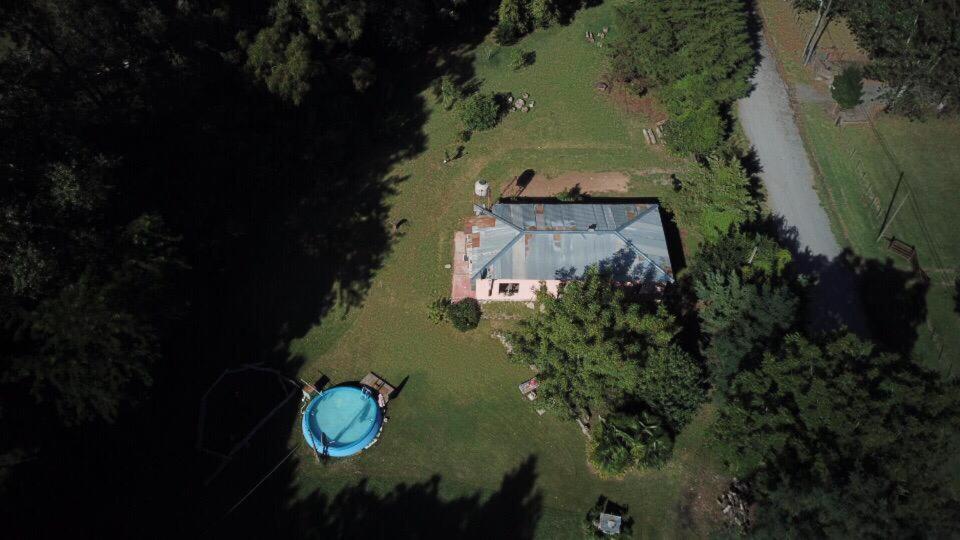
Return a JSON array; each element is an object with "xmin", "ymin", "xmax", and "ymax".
[
  {"xmin": 757, "ymin": 0, "xmax": 960, "ymax": 375},
  {"xmin": 285, "ymin": 3, "xmax": 724, "ymax": 537}
]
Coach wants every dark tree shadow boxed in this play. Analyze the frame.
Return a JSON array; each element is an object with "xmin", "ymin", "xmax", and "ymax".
[
  {"xmin": 598, "ymin": 248, "xmax": 638, "ymax": 281},
  {"xmin": 739, "ymin": 146, "xmax": 767, "ymax": 207},
  {"xmin": 0, "ymin": 3, "xmax": 498, "ymax": 538},
  {"xmin": 555, "ymin": 0, "xmax": 601, "ymax": 25},
  {"xmin": 954, "ymin": 275, "xmax": 960, "ymax": 315},
  {"xmin": 517, "ymin": 168, "xmax": 536, "ymax": 191},
  {"xmin": 749, "ymin": 214, "xmax": 928, "ymax": 354},
  {"xmin": 215, "ymin": 455, "xmax": 542, "ymax": 539},
  {"xmin": 523, "ymin": 50, "xmax": 537, "ymax": 68},
  {"xmin": 743, "ymin": 0, "xmax": 766, "ymax": 90},
  {"xmin": 843, "ymin": 253, "xmax": 929, "ymax": 356}
]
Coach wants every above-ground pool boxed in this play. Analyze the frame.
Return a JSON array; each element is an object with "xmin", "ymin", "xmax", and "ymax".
[{"xmin": 302, "ymin": 385, "xmax": 383, "ymax": 457}]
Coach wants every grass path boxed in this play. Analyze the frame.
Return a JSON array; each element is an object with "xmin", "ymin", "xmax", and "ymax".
[{"xmin": 285, "ymin": 3, "xmax": 724, "ymax": 537}]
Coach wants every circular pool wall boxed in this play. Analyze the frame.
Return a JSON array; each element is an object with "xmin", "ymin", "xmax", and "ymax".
[{"xmin": 302, "ymin": 385, "xmax": 383, "ymax": 457}]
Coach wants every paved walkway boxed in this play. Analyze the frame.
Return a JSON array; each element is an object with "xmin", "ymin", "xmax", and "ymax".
[
  {"xmin": 451, "ymin": 231, "xmax": 474, "ymax": 300},
  {"xmin": 738, "ymin": 36, "xmax": 866, "ymax": 333}
]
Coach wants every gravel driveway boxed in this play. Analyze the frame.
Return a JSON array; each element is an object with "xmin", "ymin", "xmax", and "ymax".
[
  {"xmin": 737, "ymin": 36, "xmax": 866, "ymax": 333},
  {"xmin": 737, "ymin": 38, "xmax": 841, "ymax": 258}
]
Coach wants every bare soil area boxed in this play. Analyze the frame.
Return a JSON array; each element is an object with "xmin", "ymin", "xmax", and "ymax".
[
  {"xmin": 501, "ymin": 171, "xmax": 632, "ymax": 197},
  {"xmin": 606, "ymin": 81, "xmax": 669, "ymax": 123}
]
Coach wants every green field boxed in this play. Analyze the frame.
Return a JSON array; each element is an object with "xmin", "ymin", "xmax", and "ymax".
[
  {"xmin": 283, "ymin": 3, "xmax": 725, "ymax": 537},
  {"xmin": 757, "ymin": 0, "xmax": 960, "ymax": 375}
]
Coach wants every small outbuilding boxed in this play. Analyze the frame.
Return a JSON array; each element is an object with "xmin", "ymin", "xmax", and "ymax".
[{"xmin": 596, "ymin": 513, "xmax": 622, "ymax": 535}]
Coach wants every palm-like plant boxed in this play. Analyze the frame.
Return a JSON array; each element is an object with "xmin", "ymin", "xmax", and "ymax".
[{"xmin": 590, "ymin": 412, "xmax": 673, "ymax": 475}]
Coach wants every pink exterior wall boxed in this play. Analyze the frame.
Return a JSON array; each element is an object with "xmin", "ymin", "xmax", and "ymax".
[{"xmin": 474, "ymin": 279, "xmax": 562, "ymax": 302}]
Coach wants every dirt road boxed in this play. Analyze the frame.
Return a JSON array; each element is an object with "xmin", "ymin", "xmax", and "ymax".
[
  {"xmin": 738, "ymin": 37, "xmax": 866, "ymax": 333},
  {"xmin": 738, "ymin": 38, "xmax": 841, "ymax": 258}
]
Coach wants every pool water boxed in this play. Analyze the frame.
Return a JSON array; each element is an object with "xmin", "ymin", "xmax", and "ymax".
[{"xmin": 302, "ymin": 386, "xmax": 382, "ymax": 457}]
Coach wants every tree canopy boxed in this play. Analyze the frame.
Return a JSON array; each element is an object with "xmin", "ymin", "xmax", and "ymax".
[
  {"xmin": 509, "ymin": 267, "xmax": 705, "ymax": 475},
  {"xmin": 832, "ymin": 64, "xmax": 864, "ymax": 110},
  {"xmin": 688, "ymin": 229, "xmax": 798, "ymax": 393},
  {"xmin": 667, "ymin": 154, "xmax": 757, "ymax": 239},
  {"xmin": 509, "ymin": 267, "xmax": 682, "ymax": 419},
  {"xmin": 459, "ymin": 92, "xmax": 501, "ymax": 131},
  {"xmin": 718, "ymin": 332, "xmax": 960, "ymax": 537},
  {"xmin": 610, "ymin": 0, "xmax": 754, "ymax": 154},
  {"xmin": 794, "ymin": 0, "xmax": 960, "ymax": 115}
]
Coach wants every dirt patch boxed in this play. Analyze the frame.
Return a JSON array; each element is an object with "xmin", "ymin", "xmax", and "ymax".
[
  {"xmin": 607, "ymin": 80, "xmax": 669, "ymax": 123},
  {"xmin": 675, "ymin": 471, "xmax": 729, "ymax": 535},
  {"xmin": 503, "ymin": 171, "xmax": 630, "ymax": 197}
]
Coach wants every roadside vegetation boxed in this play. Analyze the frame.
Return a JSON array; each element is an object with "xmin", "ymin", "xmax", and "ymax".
[
  {"xmin": 610, "ymin": 0, "xmax": 753, "ymax": 156},
  {"xmin": 755, "ymin": 0, "xmax": 960, "ymax": 375},
  {"xmin": 792, "ymin": 0, "xmax": 960, "ymax": 117}
]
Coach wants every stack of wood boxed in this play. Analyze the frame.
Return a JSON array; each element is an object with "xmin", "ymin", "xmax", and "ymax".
[
  {"xmin": 643, "ymin": 121, "xmax": 667, "ymax": 145},
  {"xmin": 642, "ymin": 128, "xmax": 656, "ymax": 145},
  {"xmin": 717, "ymin": 478, "xmax": 751, "ymax": 532}
]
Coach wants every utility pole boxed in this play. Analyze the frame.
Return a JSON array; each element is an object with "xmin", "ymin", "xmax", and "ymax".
[{"xmin": 876, "ymin": 173, "xmax": 909, "ymax": 242}]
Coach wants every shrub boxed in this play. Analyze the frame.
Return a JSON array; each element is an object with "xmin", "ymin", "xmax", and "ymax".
[
  {"xmin": 832, "ymin": 65, "xmax": 864, "ymax": 110},
  {"xmin": 662, "ymin": 101, "xmax": 724, "ymax": 156},
  {"xmin": 555, "ymin": 185, "xmax": 584, "ymax": 202},
  {"xmin": 447, "ymin": 298, "xmax": 482, "ymax": 331},
  {"xmin": 458, "ymin": 93, "xmax": 500, "ymax": 131},
  {"xmin": 510, "ymin": 48, "xmax": 532, "ymax": 70},
  {"xmin": 435, "ymin": 76, "xmax": 463, "ymax": 110},
  {"xmin": 589, "ymin": 412, "xmax": 673, "ymax": 475},
  {"xmin": 427, "ymin": 296, "xmax": 451, "ymax": 323}
]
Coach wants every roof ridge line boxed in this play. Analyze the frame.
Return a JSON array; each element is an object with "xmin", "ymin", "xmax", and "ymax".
[
  {"xmin": 614, "ymin": 231, "xmax": 673, "ymax": 282},
  {"xmin": 615, "ymin": 204, "xmax": 659, "ymax": 232},
  {"xmin": 474, "ymin": 204, "xmax": 522, "ymax": 232}
]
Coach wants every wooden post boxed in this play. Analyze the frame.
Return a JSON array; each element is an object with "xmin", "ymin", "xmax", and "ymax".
[{"xmin": 877, "ymin": 192, "xmax": 910, "ymax": 242}]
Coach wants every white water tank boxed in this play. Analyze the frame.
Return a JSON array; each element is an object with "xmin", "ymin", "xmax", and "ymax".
[{"xmin": 474, "ymin": 179, "xmax": 489, "ymax": 197}]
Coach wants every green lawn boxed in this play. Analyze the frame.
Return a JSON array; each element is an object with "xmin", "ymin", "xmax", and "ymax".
[
  {"xmin": 284, "ymin": 3, "xmax": 725, "ymax": 537},
  {"xmin": 757, "ymin": 0, "xmax": 960, "ymax": 375}
]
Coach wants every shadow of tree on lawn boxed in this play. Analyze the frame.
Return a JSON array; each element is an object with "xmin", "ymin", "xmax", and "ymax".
[
  {"xmin": 0, "ymin": 3, "xmax": 498, "ymax": 537},
  {"xmin": 216, "ymin": 455, "xmax": 542, "ymax": 539}
]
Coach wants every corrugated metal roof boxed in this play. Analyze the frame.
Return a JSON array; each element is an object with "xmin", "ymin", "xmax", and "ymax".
[{"xmin": 467, "ymin": 203, "xmax": 673, "ymax": 282}]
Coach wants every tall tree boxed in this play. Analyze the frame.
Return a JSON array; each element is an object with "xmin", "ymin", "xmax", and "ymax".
[
  {"xmin": 794, "ymin": 0, "xmax": 960, "ymax": 115},
  {"xmin": 667, "ymin": 154, "xmax": 757, "ymax": 238},
  {"xmin": 637, "ymin": 346, "xmax": 705, "ymax": 430},
  {"xmin": 688, "ymin": 229, "xmax": 797, "ymax": 392},
  {"xmin": 0, "ymin": 0, "xmax": 182, "ymax": 425},
  {"xmin": 610, "ymin": 0, "xmax": 754, "ymax": 154},
  {"xmin": 719, "ymin": 333, "xmax": 960, "ymax": 537},
  {"xmin": 509, "ymin": 267, "xmax": 680, "ymax": 419}
]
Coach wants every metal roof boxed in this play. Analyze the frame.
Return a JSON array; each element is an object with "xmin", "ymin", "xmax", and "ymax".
[{"xmin": 465, "ymin": 203, "xmax": 674, "ymax": 283}]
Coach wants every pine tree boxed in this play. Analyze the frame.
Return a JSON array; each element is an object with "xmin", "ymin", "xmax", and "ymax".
[{"xmin": 719, "ymin": 333, "xmax": 960, "ymax": 536}]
